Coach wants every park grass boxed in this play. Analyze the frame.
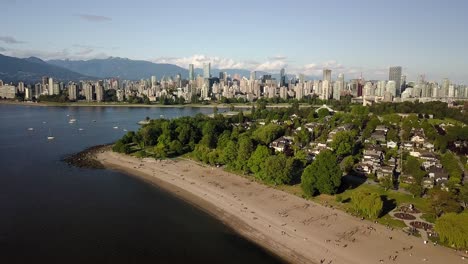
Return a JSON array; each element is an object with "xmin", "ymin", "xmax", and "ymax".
[
  {"xmin": 377, "ymin": 214, "xmax": 407, "ymax": 228},
  {"xmin": 337, "ymin": 183, "xmax": 431, "ymax": 213},
  {"xmin": 421, "ymin": 213, "xmax": 437, "ymax": 223}
]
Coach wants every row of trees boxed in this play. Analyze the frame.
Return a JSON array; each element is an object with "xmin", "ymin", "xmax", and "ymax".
[{"xmin": 113, "ymin": 107, "xmax": 347, "ymax": 195}]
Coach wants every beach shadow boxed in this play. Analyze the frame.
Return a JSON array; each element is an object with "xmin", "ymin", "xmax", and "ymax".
[{"xmin": 379, "ymin": 195, "xmax": 397, "ymax": 217}]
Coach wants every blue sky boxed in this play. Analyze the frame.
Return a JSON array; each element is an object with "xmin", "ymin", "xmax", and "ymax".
[{"xmin": 1, "ymin": 0, "xmax": 467, "ymax": 82}]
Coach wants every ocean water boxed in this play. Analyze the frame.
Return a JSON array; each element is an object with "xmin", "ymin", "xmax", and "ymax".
[{"xmin": 0, "ymin": 104, "xmax": 283, "ymax": 264}]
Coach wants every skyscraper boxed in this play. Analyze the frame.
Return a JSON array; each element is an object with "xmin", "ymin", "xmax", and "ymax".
[
  {"xmin": 323, "ymin": 69, "xmax": 332, "ymax": 82},
  {"xmin": 389, "ymin": 66, "xmax": 402, "ymax": 96},
  {"xmin": 386, "ymin": 80, "xmax": 397, "ymax": 98},
  {"xmin": 280, "ymin": 68, "xmax": 286, "ymax": 87},
  {"xmin": 203, "ymin": 63, "xmax": 211, "ymax": 79},
  {"xmin": 189, "ymin": 64, "xmax": 194, "ymax": 81},
  {"xmin": 48, "ymin": 77, "xmax": 54, "ymax": 95},
  {"xmin": 250, "ymin": 71, "xmax": 256, "ymax": 81}
]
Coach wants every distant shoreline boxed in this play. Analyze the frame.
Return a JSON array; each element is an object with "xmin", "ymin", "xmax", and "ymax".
[
  {"xmin": 0, "ymin": 100, "xmax": 229, "ymax": 108},
  {"xmin": 0, "ymin": 100, "xmax": 310, "ymax": 109},
  {"xmin": 76, "ymin": 145, "xmax": 466, "ymax": 264}
]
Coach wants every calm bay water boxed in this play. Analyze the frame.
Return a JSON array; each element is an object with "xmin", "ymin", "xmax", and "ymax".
[{"xmin": 0, "ymin": 104, "xmax": 282, "ymax": 264}]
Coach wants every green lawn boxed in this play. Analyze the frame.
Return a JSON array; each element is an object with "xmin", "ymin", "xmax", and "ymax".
[{"xmin": 337, "ymin": 183, "xmax": 431, "ymax": 213}]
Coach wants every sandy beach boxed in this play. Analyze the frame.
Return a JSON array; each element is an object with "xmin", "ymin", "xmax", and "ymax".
[{"xmin": 95, "ymin": 150, "xmax": 466, "ymax": 264}]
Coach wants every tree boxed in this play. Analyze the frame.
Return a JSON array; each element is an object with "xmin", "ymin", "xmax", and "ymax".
[
  {"xmin": 440, "ymin": 152, "xmax": 463, "ymax": 184},
  {"xmin": 221, "ymin": 141, "xmax": 238, "ymax": 166},
  {"xmin": 350, "ymin": 190, "xmax": 383, "ymax": 219},
  {"xmin": 379, "ymin": 175, "xmax": 394, "ymax": 191},
  {"xmin": 294, "ymin": 128, "xmax": 312, "ymax": 147},
  {"xmin": 263, "ymin": 154, "xmax": 291, "ymax": 184},
  {"xmin": 435, "ymin": 212, "xmax": 468, "ymax": 249},
  {"xmin": 386, "ymin": 128, "xmax": 399, "ymax": 142},
  {"xmin": 301, "ymin": 150, "xmax": 342, "ymax": 196},
  {"xmin": 330, "ymin": 131, "xmax": 356, "ymax": 157},
  {"xmin": 317, "ymin": 108, "xmax": 330, "ymax": 119},
  {"xmin": 252, "ymin": 123, "xmax": 284, "ymax": 145},
  {"xmin": 403, "ymin": 156, "xmax": 426, "ymax": 197},
  {"xmin": 458, "ymin": 184, "xmax": 468, "ymax": 208},
  {"xmin": 247, "ymin": 145, "xmax": 272, "ymax": 179},
  {"xmin": 428, "ymin": 189, "xmax": 462, "ymax": 217},
  {"xmin": 340, "ymin": 155, "xmax": 355, "ymax": 174},
  {"xmin": 236, "ymin": 136, "xmax": 254, "ymax": 172}
]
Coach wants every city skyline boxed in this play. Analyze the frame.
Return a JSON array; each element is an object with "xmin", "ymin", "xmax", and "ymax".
[{"xmin": 1, "ymin": 0, "xmax": 468, "ymax": 83}]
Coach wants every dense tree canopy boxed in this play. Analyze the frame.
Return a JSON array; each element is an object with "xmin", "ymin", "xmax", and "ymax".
[
  {"xmin": 330, "ymin": 131, "xmax": 356, "ymax": 157},
  {"xmin": 428, "ymin": 189, "xmax": 462, "ymax": 217},
  {"xmin": 301, "ymin": 150, "xmax": 342, "ymax": 196}
]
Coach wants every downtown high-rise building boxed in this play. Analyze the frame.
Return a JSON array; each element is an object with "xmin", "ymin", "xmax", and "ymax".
[
  {"xmin": 323, "ymin": 69, "xmax": 332, "ymax": 82},
  {"xmin": 250, "ymin": 71, "xmax": 256, "ymax": 81},
  {"xmin": 280, "ymin": 68, "xmax": 286, "ymax": 87},
  {"xmin": 203, "ymin": 63, "xmax": 211, "ymax": 79},
  {"xmin": 389, "ymin": 66, "xmax": 402, "ymax": 95},
  {"xmin": 189, "ymin": 64, "xmax": 194, "ymax": 81},
  {"xmin": 48, "ymin": 77, "xmax": 54, "ymax": 95}
]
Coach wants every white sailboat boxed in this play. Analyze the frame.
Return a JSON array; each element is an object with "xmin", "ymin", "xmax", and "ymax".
[{"xmin": 47, "ymin": 128, "xmax": 55, "ymax": 140}]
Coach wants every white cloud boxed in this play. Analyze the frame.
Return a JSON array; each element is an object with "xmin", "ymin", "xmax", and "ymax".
[
  {"xmin": 1, "ymin": 47, "xmax": 109, "ymax": 60},
  {"xmin": 0, "ymin": 36, "xmax": 26, "ymax": 44},
  {"xmin": 152, "ymin": 54, "xmax": 252, "ymax": 69}
]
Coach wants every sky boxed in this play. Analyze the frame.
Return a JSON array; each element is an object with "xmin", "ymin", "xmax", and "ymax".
[{"xmin": 1, "ymin": 0, "xmax": 467, "ymax": 83}]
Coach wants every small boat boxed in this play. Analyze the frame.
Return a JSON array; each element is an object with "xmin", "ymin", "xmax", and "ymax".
[
  {"xmin": 27, "ymin": 128, "xmax": 34, "ymax": 131},
  {"xmin": 78, "ymin": 128, "xmax": 84, "ymax": 131},
  {"xmin": 123, "ymin": 129, "xmax": 128, "ymax": 132},
  {"xmin": 66, "ymin": 114, "xmax": 70, "ymax": 117},
  {"xmin": 92, "ymin": 120, "xmax": 96, "ymax": 122},
  {"xmin": 42, "ymin": 121, "xmax": 47, "ymax": 124},
  {"xmin": 113, "ymin": 126, "xmax": 119, "ymax": 129},
  {"xmin": 47, "ymin": 128, "xmax": 55, "ymax": 140}
]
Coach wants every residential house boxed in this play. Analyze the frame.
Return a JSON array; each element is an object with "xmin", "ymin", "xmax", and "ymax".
[
  {"xmin": 428, "ymin": 166, "xmax": 449, "ymax": 185},
  {"xmin": 269, "ymin": 136, "xmax": 293, "ymax": 153},
  {"xmin": 375, "ymin": 125, "xmax": 389, "ymax": 133},
  {"xmin": 422, "ymin": 142, "xmax": 435, "ymax": 152},
  {"xmin": 422, "ymin": 177, "xmax": 435, "ymax": 189},
  {"xmin": 387, "ymin": 140, "xmax": 398, "ymax": 149},
  {"xmin": 420, "ymin": 152, "xmax": 439, "ymax": 170},
  {"xmin": 402, "ymin": 142, "xmax": 414, "ymax": 151},
  {"xmin": 376, "ymin": 165, "xmax": 394, "ymax": 180},
  {"xmin": 370, "ymin": 130, "xmax": 387, "ymax": 143},
  {"xmin": 410, "ymin": 128, "xmax": 426, "ymax": 147}
]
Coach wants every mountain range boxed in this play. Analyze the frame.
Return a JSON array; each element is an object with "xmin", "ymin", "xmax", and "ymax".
[
  {"xmin": 0, "ymin": 54, "xmax": 302, "ymax": 83},
  {"xmin": 0, "ymin": 54, "xmax": 91, "ymax": 83}
]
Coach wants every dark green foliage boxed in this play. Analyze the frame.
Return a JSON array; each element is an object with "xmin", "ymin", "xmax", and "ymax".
[
  {"xmin": 340, "ymin": 155, "xmax": 355, "ymax": 174},
  {"xmin": 330, "ymin": 131, "xmax": 356, "ymax": 157},
  {"xmin": 403, "ymin": 156, "xmax": 426, "ymax": 197},
  {"xmin": 440, "ymin": 152, "xmax": 463, "ymax": 184},
  {"xmin": 247, "ymin": 145, "xmax": 272, "ymax": 179},
  {"xmin": 301, "ymin": 150, "xmax": 342, "ymax": 196},
  {"xmin": 252, "ymin": 123, "xmax": 284, "ymax": 145},
  {"xmin": 428, "ymin": 189, "xmax": 462, "ymax": 217}
]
